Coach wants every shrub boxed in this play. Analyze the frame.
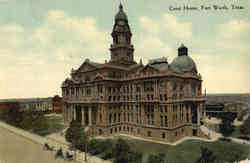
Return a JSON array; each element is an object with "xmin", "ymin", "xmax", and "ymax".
[
  {"xmin": 219, "ymin": 137, "xmax": 232, "ymax": 142},
  {"xmin": 147, "ymin": 153, "xmax": 165, "ymax": 163}
]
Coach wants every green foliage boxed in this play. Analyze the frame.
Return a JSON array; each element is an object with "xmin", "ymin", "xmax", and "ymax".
[
  {"xmin": 0, "ymin": 107, "xmax": 9, "ymax": 121},
  {"xmin": 195, "ymin": 147, "xmax": 216, "ymax": 163},
  {"xmin": 65, "ymin": 120, "xmax": 87, "ymax": 152},
  {"xmin": 65, "ymin": 120, "xmax": 81, "ymax": 144},
  {"xmin": 128, "ymin": 151, "xmax": 143, "ymax": 163},
  {"xmin": 0, "ymin": 107, "xmax": 49, "ymax": 133},
  {"xmin": 88, "ymin": 139, "xmax": 114, "ymax": 155},
  {"xmin": 113, "ymin": 138, "xmax": 130, "ymax": 163},
  {"xmin": 19, "ymin": 111, "xmax": 49, "ymax": 133},
  {"xmin": 88, "ymin": 138, "xmax": 143, "ymax": 162},
  {"xmin": 240, "ymin": 117, "xmax": 250, "ymax": 136},
  {"xmin": 219, "ymin": 118, "xmax": 235, "ymax": 137},
  {"xmin": 147, "ymin": 153, "xmax": 165, "ymax": 163}
]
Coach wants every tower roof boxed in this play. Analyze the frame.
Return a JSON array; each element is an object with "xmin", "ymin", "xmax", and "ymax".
[{"xmin": 115, "ymin": 3, "xmax": 128, "ymax": 21}]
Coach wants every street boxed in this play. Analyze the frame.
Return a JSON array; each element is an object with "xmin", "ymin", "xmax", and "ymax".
[{"xmin": 0, "ymin": 127, "xmax": 79, "ymax": 163}]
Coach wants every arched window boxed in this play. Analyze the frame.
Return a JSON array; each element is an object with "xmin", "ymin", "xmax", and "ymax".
[
  {"xmin": 172, "ymin": 82, "xmax": 177, "ymax": 99},
  {"xmin": 98, "ymin": 129, "xmax": 102, "ymax": 135},
  {"xmin": 191, "ymin": 85, "xmax": 196, "ymax": 97},
  {"xmin": 114, "ymin": 113, "xmax": 117, "ymax": 123},
  {"xmin": 180, "ymin": 85, "xmax": 184, "ymax": 98},
  {"xmin": 109, "ymin": 113, "xmax": 112, "ymax": 124}
]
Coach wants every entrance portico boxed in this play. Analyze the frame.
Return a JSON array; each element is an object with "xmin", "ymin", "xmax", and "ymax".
[{"xmin": 73, "ymin": 104, "xmax": 97, "ymax": 126}]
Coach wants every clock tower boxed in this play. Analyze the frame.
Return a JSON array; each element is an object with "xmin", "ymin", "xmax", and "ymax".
[{"xmin": 109, "ymin": 3, "xmax": 136, "ymax": 65}]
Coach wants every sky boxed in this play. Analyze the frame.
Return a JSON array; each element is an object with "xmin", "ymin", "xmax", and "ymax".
[{"xmin": 0, "ymin": 0, "xmax": 249, "ymax": 98}]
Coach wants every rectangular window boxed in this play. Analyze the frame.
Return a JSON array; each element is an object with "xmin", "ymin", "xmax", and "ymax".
[
  {"xmin": 165, "ymin": 116, "xmax": 168, "ymax": 127},
  {"xmin": 86, "ymin": 87, "xmax": 91, "ymax": 96},
  {"xmin": 165, "ymin": 105, "xmax": 168, "ymax": 113},
  {"xmin": 160, "ymin": 116, "xmax": 163, "ymax": 127},
  {"xmin": 147, "ymin": 131, "xmax": 152, "ymax": 137},
  {"xmin": 164, "ymin": 94, "xmax": 168, "ymax": 101},
  {"xmin": 136, "ymin": 85, "xmax": 141, "ymax": 92}
]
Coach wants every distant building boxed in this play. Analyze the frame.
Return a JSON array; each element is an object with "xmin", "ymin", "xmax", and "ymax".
[
  {"xmin": 0, "ymin": 96, "xmax": 63, "ymax": 113},
  {"xmin": 0, "ymin": 101, "xmax": 20, "ymax": 112},
  {"xmin": 205, "ymin": 103, "xmax": 237, "ymax": 120},
  {"xmin": 18, "ymin": 98, "xmax": 53, "ymax": 112},
  {"xmin": 52, "ymin": 95, "xmax": 63, "ymax": 112},
  {"xmin": 61, "ymin": 4, "xmax": 207, "ymax": 143}
]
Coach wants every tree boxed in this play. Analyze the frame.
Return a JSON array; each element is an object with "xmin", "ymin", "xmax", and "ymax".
[
  {"xmin": 65, "ymin": 120, "xmax": 82, "ymax": 144},
  {"xmin": 0, "ymin": 107, "xmax": 9, "ymax": 121},
  {"xmin": 65, "ymin": 120, "xmax": 87, "ymax": 160},
  {"xmin": 239, "ymin": 117, "xmax": 250, "ymax": 136},
  {"xmin": 147, "ymin": 153, "xmax": 165, "ymax": 163},
  {"xmin": 74, "ymin": 127, "xmax": 87, "ymax": 152},
  {"xmin": 6, "ymin": 107, "xmax": 23, "ymax": 127},
  {"xmin": 195, "ymin": 147, "xmax": 216, "ymax": 163},
  {"xmin": 219, "ymin": 114, "xmax": 235, "ymax": 137},
  {"xmin": 128, "ymin": 151, "xmax": 143, "ymax": 163},
  {"xmin": 113, "ymin": 138, "xmax": 130, "ymax": 163},
  {"xmin": 31, "ymin": 112, "xmax": 49, "ymax": 134}
]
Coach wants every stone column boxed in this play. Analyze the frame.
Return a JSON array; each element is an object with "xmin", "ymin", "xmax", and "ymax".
[
  {"xmin": 189, "ymin": 105, "xmax": 192, "ymax": 123},
  {"xmin": 155, "ymin": 104, "xmax": 160, "ymax": 128},
  {"xmin": 82, "ymin": 105, "xmax": 85, "ymax": 125},
  {"xmin": 154, "ymin": 80, "xmax": 157, "ymax": 100},
  {"xmin": 197, "ymin": 105, "xmax": 200, "ymax": 125},
  {"xmin": 183, "ymin": 104, "xmax": 187, "ymax": 123},
  {"xmin": 73, "ymin": 104, "xmax": 76, "ymax": 120},
  {"xmin": 141, "ymin": 103, "xmax": 145, "ymax": 125},
  {"xmin": 89, "ymin": 106, "xmax": 92, "ymax": 125}
]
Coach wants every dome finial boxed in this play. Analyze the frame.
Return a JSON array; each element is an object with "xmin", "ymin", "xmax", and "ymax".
[
  {"xmin": 119, "ymin": 2, "xmax": 123, "ymax": 10},
  {"xmin": 115, "ymin": 2, "xmax": 128, "ymax": 21}
]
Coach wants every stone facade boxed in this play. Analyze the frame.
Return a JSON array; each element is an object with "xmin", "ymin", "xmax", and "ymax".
[{"xmin": 61, "ymin": 4, "xmax": 207, "ymax": 143}]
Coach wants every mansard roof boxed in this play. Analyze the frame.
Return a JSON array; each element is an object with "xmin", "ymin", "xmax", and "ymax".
[{"xmin": 75, "ymin": 58, "xmax": 143, "ymax": 74}]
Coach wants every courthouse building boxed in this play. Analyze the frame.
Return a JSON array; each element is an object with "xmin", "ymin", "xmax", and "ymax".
[{"xmin": 61, "ymin": 4, "xmax": 207, "ymax": 142}]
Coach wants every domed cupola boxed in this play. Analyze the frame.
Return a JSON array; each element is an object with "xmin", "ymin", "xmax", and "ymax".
[
  {"xmin": 110, "ymin": 3, "xmax": 135, "ymax": 65},
  {"xmin": 178, "ymin": 44, "xmax": 188, "ymax": 56},
  {"xmin": 115, "ymin": 3, "xmax": 128, "ymax": 22},
  {"xmin": 170, "ymin": 44, "xmax": 197, "ymax": 73}
]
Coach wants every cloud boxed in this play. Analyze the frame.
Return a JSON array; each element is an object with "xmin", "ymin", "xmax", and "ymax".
[
  {"xmin": 136, "ymin": 36, "xmax": 173, "ymax": 63},
  {"xmin": 136, "ymin": 13, "xmax": 191, "ymax": 63},
  {"xmin": 139, "ymin": 14, "xmax": 192, "ymax": 39},
  {"xmin": 0, "ymin": 10, "xmax": 110, "ymax": 98},
  {"xmin": 192, "ymin": 54, "xmax": 250, "ymax": 93},
  {"xmin": 162, "ymin": 14, "xmax": 192, "ymax": 39},
  {"xmin": 0, "ymin": 0, "xmax": 8, "ymax": 3},
  {"xmin": 216, "ymin": 19, "xmax": 250, "ymax": 53},
  {"xmin": 219, "ymin": 19, "xmax": 250, "ymax": 39}
]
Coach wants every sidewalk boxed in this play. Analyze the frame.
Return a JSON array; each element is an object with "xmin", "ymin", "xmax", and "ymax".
[
  {"xmin": 0, "ymin": 121, "xmax": 111, "ymax": 163},
  {"xmin": 201, "ymin": 125, "xmax": 250, "ymax": 145}
]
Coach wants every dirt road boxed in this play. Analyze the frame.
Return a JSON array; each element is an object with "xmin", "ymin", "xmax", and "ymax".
[{"xmin": 0, "ymin": 127, "xmax": 79, "ymax": 163}]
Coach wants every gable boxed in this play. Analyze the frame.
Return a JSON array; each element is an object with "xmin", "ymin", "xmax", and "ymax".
[
  {"xmin": 77, "ymin": 62, "xmax": 97, "ymax": 72},
  {"xmin": 139, "ymin": 65, "xmax": 159, "ymax": 74},
  {"xmin": 94, "ymin": 73, "xmax": 105, "ymax": 81}
]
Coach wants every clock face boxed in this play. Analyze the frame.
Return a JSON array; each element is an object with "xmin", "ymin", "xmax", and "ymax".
[{"xmin": 118, "ymin": 20, "xmax": 125, "ymax": 25}]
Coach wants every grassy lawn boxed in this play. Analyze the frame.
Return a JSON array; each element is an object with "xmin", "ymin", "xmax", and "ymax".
[
  {"xmin": 105, "ymin": 136, "xmax": 250, "ymax": 163},
  {"xmin": 232, "ymin": 126, "xmax": 242, "ymax": 138},
  {"xmin": 35, "ymin": 114, "xmax": 67, "ymax": 136}
]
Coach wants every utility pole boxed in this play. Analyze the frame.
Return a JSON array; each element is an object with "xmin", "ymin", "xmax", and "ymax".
[{"xmin": 84, "ymin": 126, "xmax": 89, "ymax": 162}]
